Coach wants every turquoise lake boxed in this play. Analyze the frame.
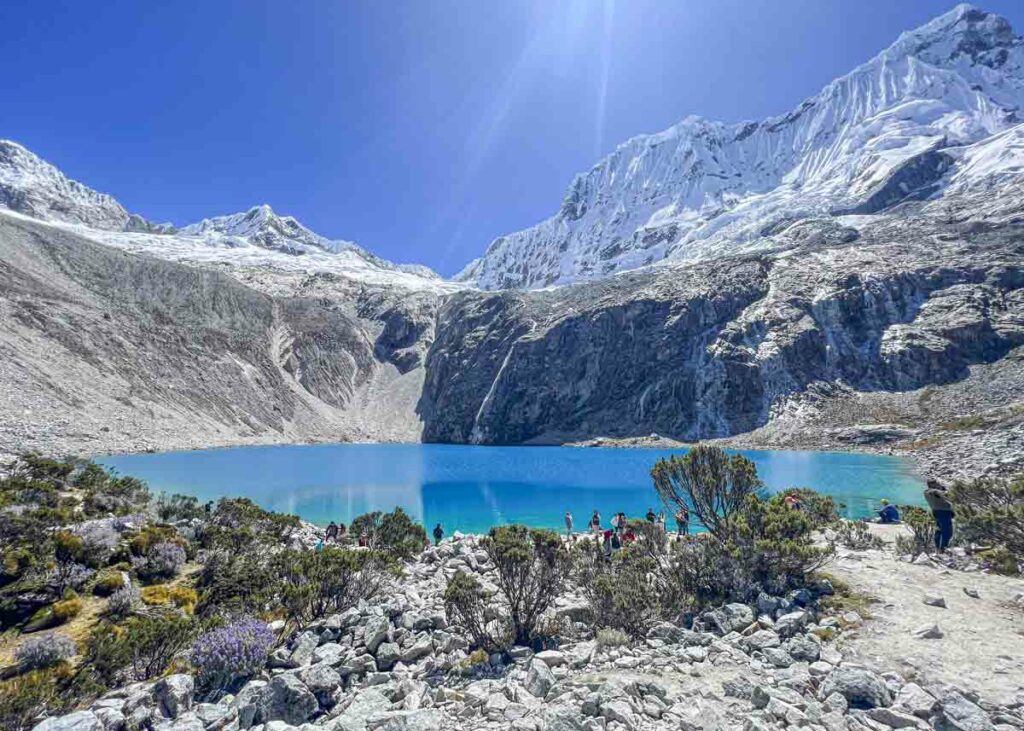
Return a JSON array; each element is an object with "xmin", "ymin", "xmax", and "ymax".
[{"xmin": 97, "ymin": 444, "xmax": 925, "ymax": 534}]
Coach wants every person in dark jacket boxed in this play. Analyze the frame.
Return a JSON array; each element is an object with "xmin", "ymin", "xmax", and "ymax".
[
  {"xmin": 325, "ymin": 521, "xmax": 339, "ymax": 542},
  {"xmin": 876, "ymin": 499, "xmax": 900, "ymax": 524},
  {"xmin": 432, "ymin": 523, "xmax": 444, "ymax": 546},
  {"xmin": 923, "ymin": 479, "xmax": 954, "ymax": 551}
]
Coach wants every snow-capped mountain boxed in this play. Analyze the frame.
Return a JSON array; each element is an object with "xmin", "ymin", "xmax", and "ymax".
[
  {"xmin": 0, "ymin": 139, "xmax": 131, "ymax": 231},
  {"xmin": 0, "ymin": 139, "xmax": 448, "ymax": 290},
  {"xmin": 459, "ymin": 4, "xmax": 1024, "ymax": 290}
]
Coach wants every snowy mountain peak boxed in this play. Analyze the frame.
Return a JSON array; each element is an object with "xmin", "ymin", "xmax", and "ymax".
[
  {"xmin": 0, "ymin": 139, "xmax": 130, "ymax": 231},
  {"xmin": 0, "ymin": 141, "xmax": 448, "ymax": 289},
  {"xmin": 460, "ymin": 5, "xmax": 1024, "ymax": 290}
]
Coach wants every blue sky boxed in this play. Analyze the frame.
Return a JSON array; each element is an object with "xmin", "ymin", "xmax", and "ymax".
[{"xmin": 4, "ymin": 1, "xmax": 1024, "ymax": 275}]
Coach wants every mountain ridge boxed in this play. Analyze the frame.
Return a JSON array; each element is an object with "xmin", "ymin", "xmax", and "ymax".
[{"xmin": 459, "ymin": 3, "xmax": 1024, "ymax": 290}]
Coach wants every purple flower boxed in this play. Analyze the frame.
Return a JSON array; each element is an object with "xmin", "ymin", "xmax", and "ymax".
[{"xmin": 190, "ymin": 617, "xmax": 276, "ymax": 691}]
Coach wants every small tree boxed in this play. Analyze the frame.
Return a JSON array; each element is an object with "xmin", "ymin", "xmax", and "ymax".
[
  {"xmin": 443, "ymin": 571, "xmax": 505, "ymax": 652},
  {"xmin": 272, "ymin": 547, "xmax": 388, "ymax": 625},
  {"xmin": 350, "ymin": 508, "xmax": 426, "ymax": 559},
  {"xmin": 651, "ymin": 445, "xmax": 762, "ymax": 539},
  {"xmin": 478, "ymin": 525, "xmax": 572, "ymax": 648},
  {"xmin": 950, "ymin": 477, "xmax": 1024, "ymax": 558}
]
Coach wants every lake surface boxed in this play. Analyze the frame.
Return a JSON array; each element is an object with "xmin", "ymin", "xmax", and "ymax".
[{"xmin": 97, "ymin": 444, "xmax": 925, "ymax": 534}]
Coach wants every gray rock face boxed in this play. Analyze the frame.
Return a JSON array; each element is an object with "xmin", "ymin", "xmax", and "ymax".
[
  {"xmin": 265, "ymin": 674, "xmax": 319, "ymax": 725},
  {"xmin": 819, "ymin": 667, "xmax": 893, "ymax": 709},
  {"xmin": 153, "ymin": 674, "xmax": 193, "ymax": 719},
  {"xmin": 32, "ymin": 711, "xmax": 104, "ymax": 731},
  {"xmin": 524, "ymin": 658, "xmax": 555, "ymax": 698}
]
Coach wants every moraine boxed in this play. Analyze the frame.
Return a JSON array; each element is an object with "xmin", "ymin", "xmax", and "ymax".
[{"xmin": 97, "ymin": 444, "xmax": 924, "ymax": 533}]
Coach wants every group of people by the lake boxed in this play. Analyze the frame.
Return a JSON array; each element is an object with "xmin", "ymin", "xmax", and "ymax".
[
  {"xmin": 315, "ymin": 478, "xmax": 958, "ymax": 556},
  {"xmin": 561, "ymin": 504, "xmax": 691, "ymax": 559}
]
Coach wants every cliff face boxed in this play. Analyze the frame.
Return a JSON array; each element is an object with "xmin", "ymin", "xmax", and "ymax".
[{"xmin": 421, "ymin": 212, "xmax": 1024, "ymax": 445}]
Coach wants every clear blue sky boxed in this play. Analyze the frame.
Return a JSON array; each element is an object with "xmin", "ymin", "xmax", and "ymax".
[{"xmin": 4, "ymin": 1, "xmax": 1023, "ymax": 274}]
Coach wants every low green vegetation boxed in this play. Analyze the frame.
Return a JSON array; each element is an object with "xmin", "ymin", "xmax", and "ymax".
[{"xmin": 0, "ymin": 455, "xmax": 418, "ymax": 729}]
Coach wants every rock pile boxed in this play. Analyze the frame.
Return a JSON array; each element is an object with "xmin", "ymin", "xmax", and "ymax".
[{"xmin": 32, "ymin": 535, "xmax": 1024, "ymax": 731}]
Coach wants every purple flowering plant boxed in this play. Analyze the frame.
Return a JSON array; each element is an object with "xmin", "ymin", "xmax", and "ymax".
[{"xmin": 189, "ymin": 617, "xmax": 275, "ymax": 692}]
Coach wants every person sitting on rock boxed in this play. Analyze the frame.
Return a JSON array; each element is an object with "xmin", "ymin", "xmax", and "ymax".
[
  {"xmin": 325, "ymin": 521, "xmax": 339, "ymax": 542},
  {"xmin": 433, "ymin": 522, "xmax": 444, "ymax": 546},
  {"xmin": 923, "ymin": 479, "xmax": 955, "ymax": 552},
  {"xmin": 876, "ymin": 499, "xmax": 900, "ymax": 524},
  {"xmin": 337, "ymin": 522, "xmax": 348, "ymax": 542},
  {"xmin": 646, "ymin": 508, "xmax": 656, "ymax": 523}
]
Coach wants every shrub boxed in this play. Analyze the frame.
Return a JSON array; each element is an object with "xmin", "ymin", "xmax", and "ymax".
[
  {"xmin": 576, "ymin": 541, "xmax": 663, "ymax": 639},
  {"xmin": 651, "ymin": 445, "xmax": 763, "ymax": 539},
  {"xmin": 481, "ymin": 525, "xmax": 572, "ymax": 648},
  {"xmin": 949, "ymin": 476, "xmax": 1024, "ymax": 558},
  {"xmin": 106, "ymin": 583, "xmax": 140, "ymax": 619},
  {"xmin": 73, "ymin": 522, "xmax": 120, "ymax": 568},
  {"xmin": 595, "ymin": 628, "xmax": 630, "ymax": 649},
  {"xmin": 649, "ymin": 447, "xmax": 833, "ymax": 610},
  {"xmin": 51, "ymin": 594, "xmax": 83, "ymax": 624},
  {"xmin": 140, "ymin": 585, "xmax": 170, "ymax": 606},
  {"xmin": 155, "ymin": 493, "xmax": 207, "ymax": 522},
  {"xmin": 190, "ymin": 617, "xmax": 276, "ymax": 694},
  {"xmin": 92, "ymin": 570, "xmax": 127, "ymax": 597},
  {"xmin": 200, "ymin": 498, "xmax": 300, "ymax": 552},
  {"xmin": 895, "ymin": 506, "xmax": 934, "ymax": 557},
  {"xmin": 136, "ymin": 541, "xmax": 186, "ymax": 582},
  {"xmin": 0, "ymin": 666, "xmax": 72, "ymax": 731},
  {"xmin": 833, "ymin": 520, "xmax": 885, "ymax": 550},
  {"xmin": 779, "ymin": 487, "xmax": 839, "ymax": 528},
  {"xmin": 444, "ymin": 571, "xmax": 506, "ymax": 652},
  {"xmin": 272, "ymin": 547, "xmax": 388, "ymax": 625},
  {"xmin": 85, "ymin": 612, "xmax": 197, "ymax": 684},
  {"xmin": 736, "ymin": 494, "xmax": 834, "ymax": 590},
  {"xmin": 195, "ymin": 551, "xmax": 276, "ymax": 618},
  {"xmin": 349, "ymin": 508, "xmax": 427, "ymax": 559},
  {"xmin": 15, "ymin": 633, "xmax": 77, "ymax": 670}
]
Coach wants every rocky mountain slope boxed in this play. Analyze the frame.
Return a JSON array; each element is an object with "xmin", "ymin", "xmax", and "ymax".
[
  {"xmin": 2, "ymin": 6, "xmax": 1024, "ymax": 481},
  {"xmin": 459, "ymin": 4, "xmax": 1024, "ymax": 290}
]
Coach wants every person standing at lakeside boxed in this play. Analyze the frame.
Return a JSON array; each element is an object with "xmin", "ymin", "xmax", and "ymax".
[
  {"xmin": 675, "ymin": 506, "xmax": 689, "ymax": 536},
  {"xmin": 589, "ymin": 510, "xmax": 601, "ymax": 534},
  {"xmin": 564, "ymin": 511, "xmax": 574, "ymax": 540},
  {"xmin": 325, "ymin": 521, "xmax": 339, "ymax": 543},
  {"xmin": 433, "ymin": 522, "xmax": 444, "ymax": 546},
  {"xmin": 645, "ymin": 507, "xmax": 656, "ymax": 523},
  {"xmin": 923, "ymin": 479, "xmax": 955, "ymax": 551}
]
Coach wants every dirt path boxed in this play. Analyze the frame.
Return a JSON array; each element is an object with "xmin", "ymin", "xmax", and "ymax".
[{"xmin": 828, "ymin": 526, "xmax": 1024, "ymax": 705}]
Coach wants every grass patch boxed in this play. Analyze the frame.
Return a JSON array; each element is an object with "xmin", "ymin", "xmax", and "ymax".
[{"xmin": 815, "ymin": 572, "xmax": 877, "ymax": 619}]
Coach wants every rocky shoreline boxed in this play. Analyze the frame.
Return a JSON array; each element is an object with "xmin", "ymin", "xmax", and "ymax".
[{"xmin": 30, "ymin": 528, "xmax": 1024, "ymax": 731}]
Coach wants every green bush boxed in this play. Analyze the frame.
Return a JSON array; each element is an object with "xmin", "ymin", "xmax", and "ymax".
[
  {"xmin": 443, "ymin": 571, "xmax": 505, "ymax": 652},
  {"xmin": 833, "ymin": 520, "xmax": 885, "ymax": 550},
  {"xmin": 651, "ymin": 445, "xmax": 763, "ymax": 539},
  {"xmin": 154, "ymin": 493, "xmax": 208, "ymax": 522},
  {"xmin": 646, "ymin": 446, "xmax": 833, "ymax": 612},
  {"xmin": 949, "ymin": 476, "xmax": 1024, "ymax": 559},
  {"xmin": 84, "ymin": 611, "xmax": 197, "ymax": 685},
  {"xmin": 272, "ymin": 547, "xmax": 388, "ymax": 625},
  {"xmin": 895, "ymin": 505, "xmax": 934, "ymax": 557},
  {"xmin": 576, "ymin": 541, "xmax": 662, "ymax": 639},
  {"xmin": 92, "ymin": 570, "xmax": 126, "ymax": 597},
  {"xmin": 200, "ymin": 498, "xmax": 301, "ymax": 552},
  {"xmin": 0, "ymin": 665, "xmax": 73, "ymax": 731},
  {"xmin": 349, "ymin": 508, "xmax": 427, "ymax": 559},
  {"xmin": 485, "ymin": 525, "xmax": 572, "ymax": 648},
  {"xmin": 195, "ymin": 550, "xmax": 276, "ymax": 618}
]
